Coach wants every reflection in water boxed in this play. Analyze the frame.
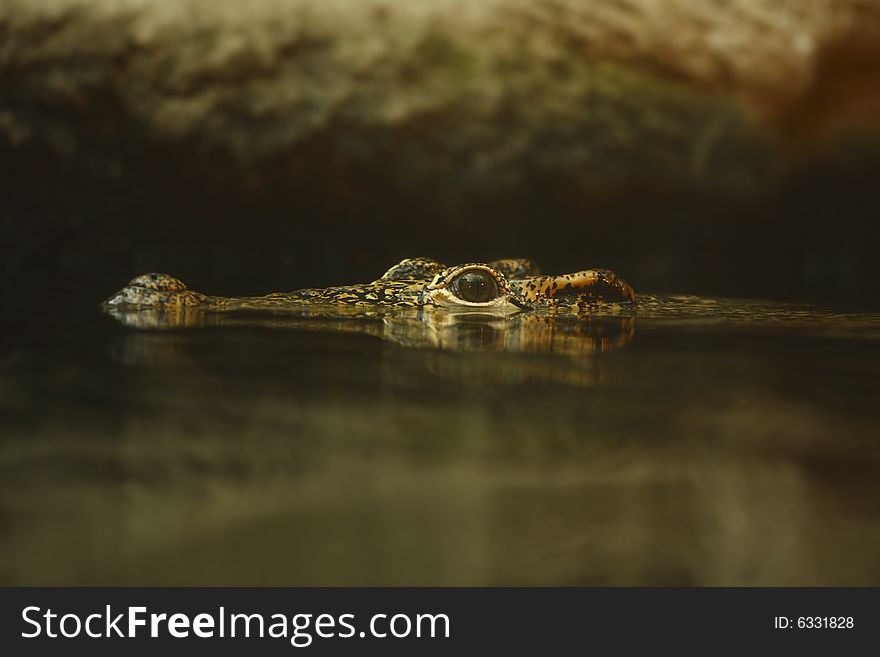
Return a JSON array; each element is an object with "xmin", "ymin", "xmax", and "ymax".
[
  {"xmin": 105, "ymin": 304, "xmax": 636, "ymax": 355},
  {"xmin": 105, "ymin": 294, "xmax": 880, "ymax": 341},
  {"xmin": 1, "ymin": 295, "xmax": 880, "ymax": 585},
  {"xmin": 104, "ymin": 294, "xmax": 880, "ymax": 373},
  {"xmin": 106, "ymin": 303, "xmax": 636, "ymax": 387}
]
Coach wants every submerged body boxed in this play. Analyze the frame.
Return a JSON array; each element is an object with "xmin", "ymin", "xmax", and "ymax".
[{"xmin": 104, "ymin": 257, "xmax": 636, "ymax": 313}]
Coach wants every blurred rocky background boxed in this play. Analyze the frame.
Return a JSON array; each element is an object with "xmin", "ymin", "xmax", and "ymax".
[{"xmin": 2, "ymin": 0, "xmax": 879, "ymax": 304}]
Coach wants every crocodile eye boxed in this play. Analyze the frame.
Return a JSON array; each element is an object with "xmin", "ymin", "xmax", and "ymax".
[{"xmin": 449, "ymin": 270, "xmax": 499, "ymax": 303}]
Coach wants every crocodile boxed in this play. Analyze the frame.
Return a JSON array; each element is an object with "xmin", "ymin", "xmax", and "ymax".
[{"xmin": 103, "ymin": 257, "xmax": 636, "ymax": 312}]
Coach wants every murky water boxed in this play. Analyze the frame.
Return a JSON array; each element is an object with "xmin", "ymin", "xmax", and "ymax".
[{"xmin": 2, "ymin": 294, "xmax": 879, "ymax": 585}]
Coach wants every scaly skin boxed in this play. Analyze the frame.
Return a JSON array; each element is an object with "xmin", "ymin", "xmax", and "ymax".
[{"xmin": 103, "ymin": 258, "xmax": 636, "ymax": 313}]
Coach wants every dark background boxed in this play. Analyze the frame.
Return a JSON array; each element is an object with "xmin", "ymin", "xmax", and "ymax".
[{"xmin": 4, "ymin": 139, "xmax": 878, "ymax": 309}]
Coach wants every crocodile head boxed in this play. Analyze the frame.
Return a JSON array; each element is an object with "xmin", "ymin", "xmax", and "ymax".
[{"xmin": 104, "ymin": 257, "xmax": 636, "ymax": 312}]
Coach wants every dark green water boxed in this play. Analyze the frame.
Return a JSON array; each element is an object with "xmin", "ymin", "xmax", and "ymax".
[{"xmin": 2, "ymin": 295, "xmax": 879, "ymax": 585}]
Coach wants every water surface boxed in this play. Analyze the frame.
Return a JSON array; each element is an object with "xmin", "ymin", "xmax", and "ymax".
[{"xmin": 1, "ymin": 295, "xmax": 879, "ymax": 585}]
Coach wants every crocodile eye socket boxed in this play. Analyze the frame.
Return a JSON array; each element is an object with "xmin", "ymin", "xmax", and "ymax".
[{"xmin": 449, "ymin": 270, "xmax": 499, "ymax": 303}]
